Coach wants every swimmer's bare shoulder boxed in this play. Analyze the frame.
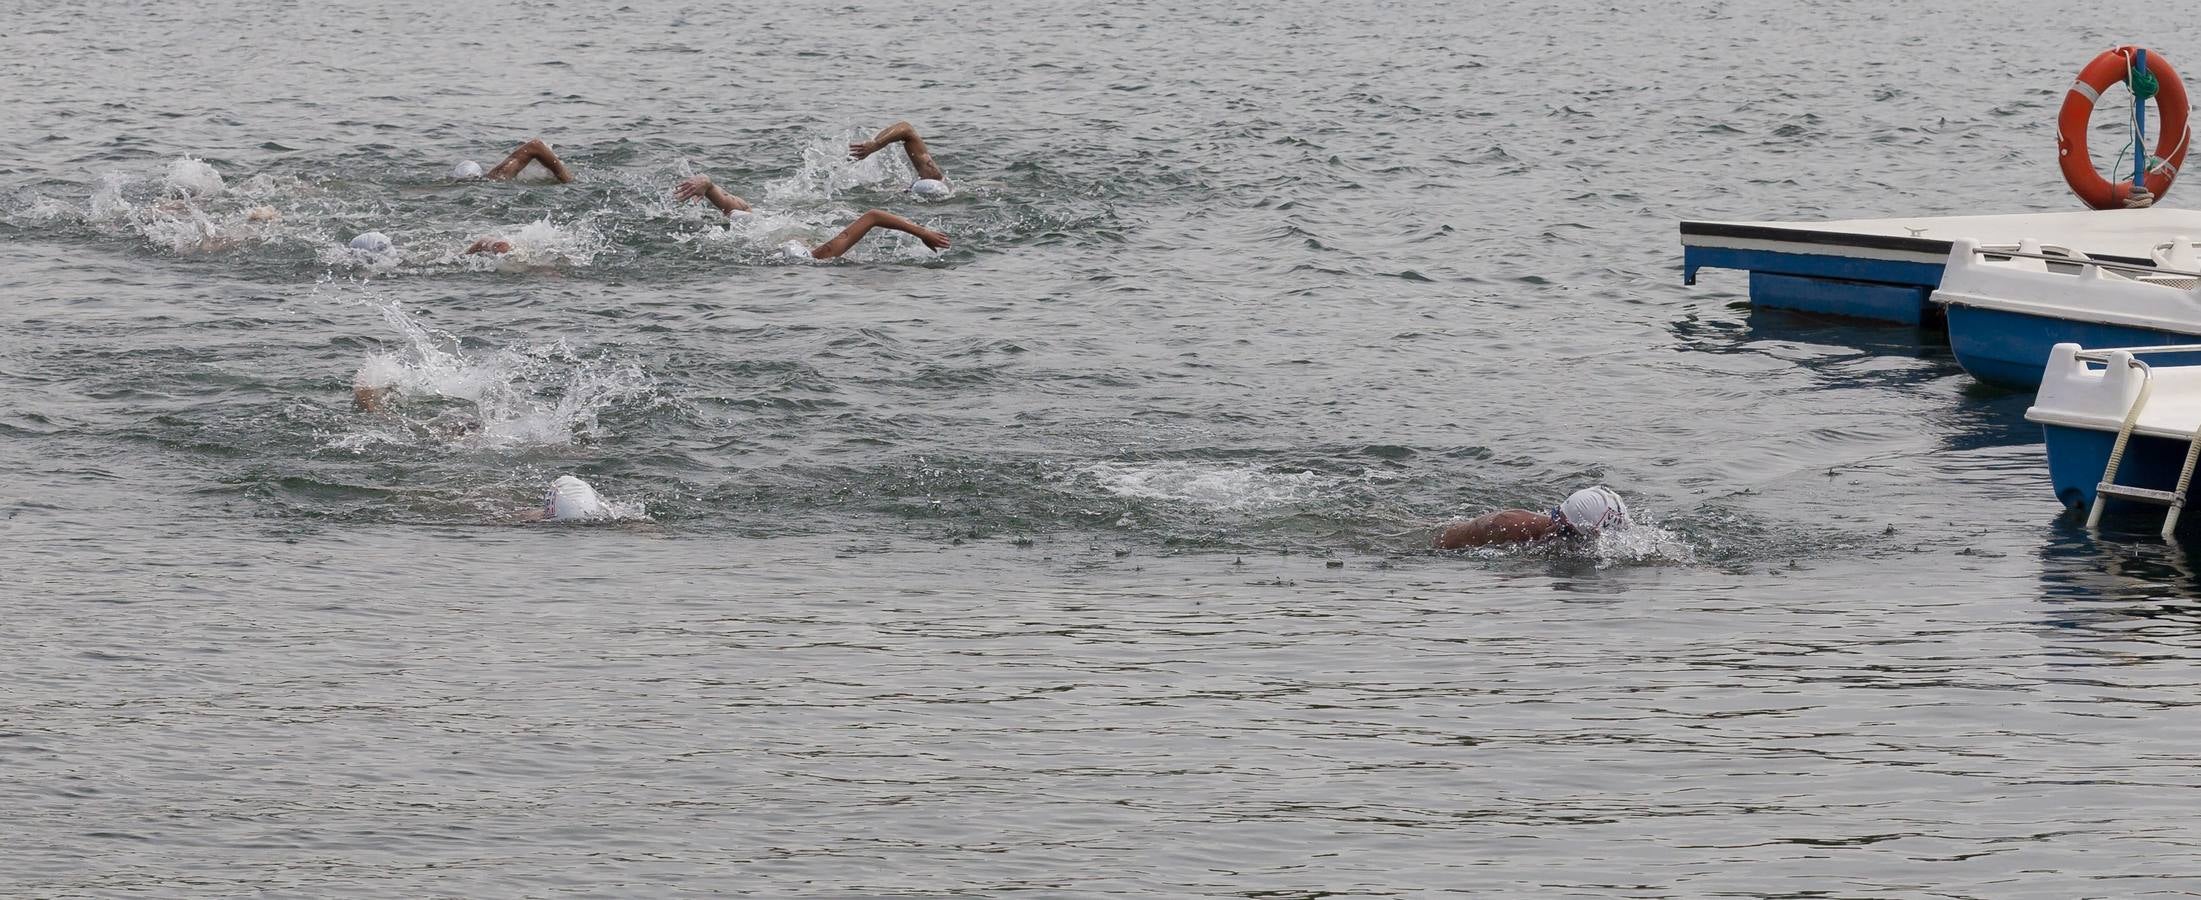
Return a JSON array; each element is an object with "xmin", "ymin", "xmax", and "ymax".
[{"xmin": 1433, "ymin": 509, "xmax": 1560, "ymax": 549}]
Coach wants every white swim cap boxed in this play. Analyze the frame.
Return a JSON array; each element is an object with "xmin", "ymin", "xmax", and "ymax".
[
  {"xmin": 910, "ymin": 178, "xmax": 951, "ymax": 199},
  {"xmin": 1558, "ymin": 486, "xmax": 1628, "ymax": 535},
  {"xmin": 780, "ymin": 239, "xmax": 813, "ymax": 259},
  {"xmin": 544, "ymin": 475, "xmax": 615, "ymax": 522},
  {"xmin": 348, "ymin": 231, "xmax": 393, "ymax": 254},
  {"xmin": 450, "ymin": 160, "xmax": 484, "ymax": 180}
]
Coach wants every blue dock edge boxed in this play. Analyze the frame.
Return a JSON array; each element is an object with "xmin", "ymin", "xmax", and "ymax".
[
  {"xmin": 1681, "ymin": 219, "xmax": 2166, "ymax": 326},
  {"xmin": 1680, "ymin": 223, "xmax": 1951, "ymax": 326}
]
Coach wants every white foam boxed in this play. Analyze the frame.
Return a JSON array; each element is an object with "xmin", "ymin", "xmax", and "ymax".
[
  {"xmin": 162, "ymin": 156, "xmax": 225, "ymax": 199},
  {"xmin": 335, "ymin": 298, "xmax": 658, "ymax": 450},
  {"xmin": 1079, "ymin": 461, "xmax": 1346, "ymax": 512},
  {"xmin": 133, "ymin": 206, "xmax": 237, "ymax": 254},
  {"xmin": 763, "ymin": 130, "xmax": 911, "ymax": 203},
  {"xmin": 1582, "ymin": 519, "xmax": 1697, "ymax": 566},
  {"xmin": 19, "ymin": 197, "xmax": 78, "ymax": 224},
  {"xmin": 74, "ymin": 161, "xmax": 293, "ymax": 254},
  {"xmin": 87, "ymin": 173, "xmax": 132, "ymax": 222},
  {"xmin": 468, "ymin": 216, "xmax": 608, "ymax": 269}
]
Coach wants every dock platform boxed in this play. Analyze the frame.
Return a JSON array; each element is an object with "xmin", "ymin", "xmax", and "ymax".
[{"xmin": 1680, "ymin": 208, "xmax": 2201, "ymax": 325}]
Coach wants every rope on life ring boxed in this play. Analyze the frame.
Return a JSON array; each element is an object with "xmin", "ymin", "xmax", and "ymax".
[{"xmin": 2057, "ymin": 46, "xmax": 2191, "ymax": 210}]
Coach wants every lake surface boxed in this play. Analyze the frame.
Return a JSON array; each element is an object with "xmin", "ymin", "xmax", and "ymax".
[{"xmin": 8, "ymin": 1, "xmax": 2201, "ymax": 896}]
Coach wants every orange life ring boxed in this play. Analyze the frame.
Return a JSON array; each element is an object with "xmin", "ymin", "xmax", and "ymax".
[{"xmin": 2058, "ymin": 46, "xmax": 2191, "ymax": 210}]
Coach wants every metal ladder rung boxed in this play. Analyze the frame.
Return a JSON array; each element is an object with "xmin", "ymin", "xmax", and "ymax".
[{"xmin": 2095, "ymin": 484, "xmax": 2182, "ymax": 504}]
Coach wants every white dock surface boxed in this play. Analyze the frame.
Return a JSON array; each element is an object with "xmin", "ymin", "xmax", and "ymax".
[{"xmin": 1684, "ymin": 207, "xmax": 2201, "ymax": 263}]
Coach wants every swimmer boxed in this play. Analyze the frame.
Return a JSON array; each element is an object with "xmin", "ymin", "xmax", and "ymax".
[
  {"xmin": 345, "ymin": 231, "xmax": 516, "ymax": 258},
  {"xmin": 450, "ymin": 137, "xmax": 576, "ymax": 183},
  {"xmin": 1432, "ymin": 485, "xmax": 1628, "ymax": 549},
  {"xmin": 353, "ymin": 382, "xmax": 392, "ymax": 412},
  {"xmin": 351, "ymin": 375, "xmax": 488, "ymax": 441},
  {"xmin": 672, "ymin": 174, "xmax": 950, "ymax": 259},
  {"xmin": 849, "ymin": 121, "xmax": 952, "ymax": 199}
]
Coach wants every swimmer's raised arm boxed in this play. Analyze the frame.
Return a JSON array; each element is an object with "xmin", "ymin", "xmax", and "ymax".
[
  {"xmin": 849, "ymin": 121, "xmax": 946, "ymax": 182},
  {"xmin": 809, "ymin": 209, "xmax": 950, "ymax": 259},
  {"xmin": 484, "ymin": 138, "xmax": 575, "ymax": 183},
  {"xmin": 672, "ymin": 175, "xmax": 751, "ymax": 215}
]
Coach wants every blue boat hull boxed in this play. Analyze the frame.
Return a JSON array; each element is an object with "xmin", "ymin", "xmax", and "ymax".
[
  {"xmin": 2041, "ymin": 423, "xmax": 2197, "ymax": 514},
  {"xmin": 1944, "ymin": 304, "xmax": 2201, "ymax": 388}
]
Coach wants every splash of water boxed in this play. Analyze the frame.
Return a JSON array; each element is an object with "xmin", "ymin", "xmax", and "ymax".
[
  {"xmin": 162, "ymin": 156, "xmax": 225, "ymax": 199},
  {"xmin": 335, "ymin": 296, "xmax": 659, "ymax": 451},
  {"xmin": 1075, "ymin": 460, "xmax": 1350, "ymax": 512},
  {"xmin": 1438, "ymin": 513, "xmax": 1700, "ymax": 568},
  {"xmin": 87, "ymin": 173, "xmax": 133, "ymax": 222},
  {"xmin": 762, "ymin": 130, "xmax": 913, "ymax": 204},
  {"xmin": 1583, "ymin": 518, "xmax": 1698, "ymax": 566},
  {"xmin": 467, "ymin": 216, "xmax": 611, "ymax": 269},
  {"xmin": 76, "ymin": 158, "xmax": 284, "ymax": 254}
]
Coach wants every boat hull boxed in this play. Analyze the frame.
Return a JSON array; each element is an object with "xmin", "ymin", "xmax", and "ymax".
[
  {"xmin": 2041, "ymin": 423, "xmax": 2197, "ymax": 512},
  {"xmin": 1945, "ymin": 303, "xmax": 2201, "ymax": 388}
]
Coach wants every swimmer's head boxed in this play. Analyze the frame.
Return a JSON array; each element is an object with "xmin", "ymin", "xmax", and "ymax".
[
  {"xmin": 348, "ymin": 231, "xmax": 394, "ymax": 255},
  {"xmin": 352, "ymin": 384, "xmax": 391, "ymax": 413},
  {"xmin": 544, "ymin": 475, "xmax": 615, "ymax": 522},
  {"xmin": 450, "ymin": 160, "xmax": 484, "ymax": 180},
  {"xmin": 779, "ymin": 239, "xmax": 813, "ymax": 260},
  {"xmin": 1556, "ymin": 485, "xmax": 1628, "ymax": 536},
  {"xmin": 910, "ymin": 178, "xmax": 951, "ymax": 200}
]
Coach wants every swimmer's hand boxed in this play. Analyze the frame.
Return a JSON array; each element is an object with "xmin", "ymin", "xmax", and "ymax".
[
  {"xmin": 913, "ymin": 225, "xmax": 950, "ymax": 251},
  {"xmin": 672, "ymin": 175, "xmax": 714, "ymax": 202},
  {"xmin": 847, "ymin": 139, "xmax": 878, "ymax": 161},
  {"xmin": 673, "ymin": 175, "xmax": 751, "ymax": 215},
  {"xmin": 464, "ymin": 237, "xmax": 513, "ymax": 255}
]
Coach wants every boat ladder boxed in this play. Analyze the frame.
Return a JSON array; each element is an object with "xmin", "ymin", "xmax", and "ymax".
[{"xmin": 2088, "ymin": 356, "xmax": 2201, "ymax": 539}]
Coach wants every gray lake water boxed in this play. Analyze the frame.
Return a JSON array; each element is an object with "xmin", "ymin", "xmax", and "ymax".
[{"xmin": 8, "ymin": 0, "xmax": 2201, "ymax": 896}]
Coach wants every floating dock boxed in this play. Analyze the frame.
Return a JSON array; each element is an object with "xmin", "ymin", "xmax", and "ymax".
[{"xmin": 1679, "ymin": 208, "xmax": 2201, "ymax": 325}]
